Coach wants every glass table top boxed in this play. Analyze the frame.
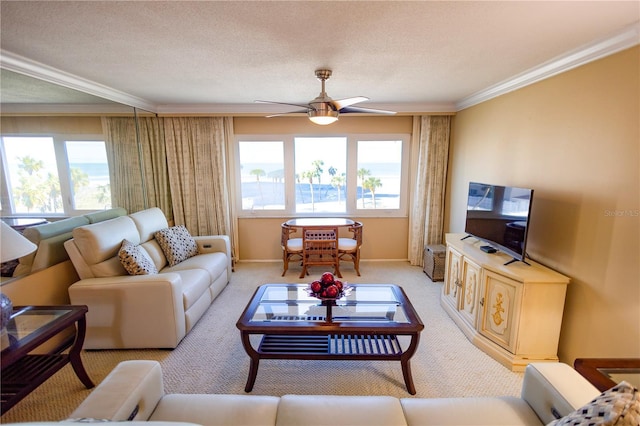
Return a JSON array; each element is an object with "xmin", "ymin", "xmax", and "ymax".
[
  {"xmin": 250, "ymin": 284, "xmax": 409, "ymax": 324},
  {"xmin": 2, "ymin": 307, "xmax": 73, "ymax": 350}
]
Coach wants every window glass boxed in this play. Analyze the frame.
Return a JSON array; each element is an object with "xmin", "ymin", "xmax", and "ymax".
[
  {"xmin": 66, "ymin": 141, "xmax": 111, "ymax": 210},
  {"xmin": 238, "ymin": 141, "xmax": 285, "ymax": 210},
  {"xmin": 3, "ymin": 136, "xmax": 63, "ymax": 214},
  {"xmin": 356, "ymin": 140, "xmax": 402, "ymax": 210},
  {"xmin": 294, "ymin": 137, "xmax": 347, "ymax": 213}
]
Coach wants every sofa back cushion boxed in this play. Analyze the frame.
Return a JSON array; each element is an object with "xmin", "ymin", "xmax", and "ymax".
[
  {"xmin": 140, "ymin": 239, "xmax": 168, "ymax": 271},
  {"xmin": 130, "ymin": 207, "xmax": 169, "ymax": 243},
  {"xmin": 71, "ymin": 216, "xmax": 140, "ymax": 278}
]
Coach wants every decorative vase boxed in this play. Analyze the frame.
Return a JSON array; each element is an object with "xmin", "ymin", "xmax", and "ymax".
[{"xmin": 0, "ymin": 293, "xmax": 13, "ymax": 330}]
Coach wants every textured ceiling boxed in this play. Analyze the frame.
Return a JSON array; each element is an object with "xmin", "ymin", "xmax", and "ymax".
[{"xmin": 1, "ymin": 1, "xmax": 638, "ymax": 114}]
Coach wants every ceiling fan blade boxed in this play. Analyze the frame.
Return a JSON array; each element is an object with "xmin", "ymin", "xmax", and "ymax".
[
  {"xmin": 340, "ymin": 105, "xmax": 397, "ymax": 115},
  {"xmin": 255, "ymin": 100, "xmax": 312, "ymax": 110},
  {"xmin": 265, "ymin": 110, "xmax": 310, "ymax": 118},
  {"xmin": 331, "ymin": 96, "xmax": 369, "ymax": 110}
]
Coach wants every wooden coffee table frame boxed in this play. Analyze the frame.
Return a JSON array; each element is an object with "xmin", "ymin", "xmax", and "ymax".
[
  {"xmin": 236, "ymin": 284, "xmax": 424, "ymax": 394},
  {"xmin": 1, "ymin": 305, "xmax": 94, "ymax": 414}
]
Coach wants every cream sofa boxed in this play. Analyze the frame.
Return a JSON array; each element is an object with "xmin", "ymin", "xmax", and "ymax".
[
  {"xmin": 25, "ymin": 360, "xmax": 607, "ymax": 426},
  {"xmin": 12, "ymin": 207, "xmax": 127, "ymax": 277},
  {"xmin": 64, "ymin": 207, "xmax": 232, "ymax": 349}
]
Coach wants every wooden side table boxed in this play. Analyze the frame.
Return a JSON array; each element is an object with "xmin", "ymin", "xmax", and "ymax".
[
  {"xmin": 574, "ymin": 358, "xmax": 640, "ymax": 392},
  {"xmin": 1, "ymin": 305, "xmax": 94, "ymax": 414}
]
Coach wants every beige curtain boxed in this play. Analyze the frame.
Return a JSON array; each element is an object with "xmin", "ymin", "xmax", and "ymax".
[
  {"xmin": 408, "ymin": 115, "xmax": 452, "ymax": 266},
  {"xmin": 163, "ymin": 117, "xmax": 233, "ymax": 242},
  {"xmin": 102, "ymin": 116, "xmax": 172, "ymax": 219}
]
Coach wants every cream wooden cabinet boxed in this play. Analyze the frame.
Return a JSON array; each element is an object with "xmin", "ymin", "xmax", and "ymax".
[{"xmin": 441, "ymin": 233, "xmax": 570, "ymax": 371}]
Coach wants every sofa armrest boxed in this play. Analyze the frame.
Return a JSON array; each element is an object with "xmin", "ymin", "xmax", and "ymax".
[
  {"xmin": 68, "ymin": 274, "xmax": 186, "ymax": 349},
  {"xmin": 69, "ymin": 360, "xmax": 164, "ymax": 421},
  {"xmin": 194, "ymin": 235, "xmax": 232, "ymax": 278},
  {"xmin": 521, "ymin": 362, "xmax": 601, "ymax": 424}
]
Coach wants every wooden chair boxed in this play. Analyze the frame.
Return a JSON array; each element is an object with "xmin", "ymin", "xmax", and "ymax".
[
  {"xmin": 338, "ymin": 221, "xmax": 363, "ymax": 276},
  {"xmin": 300, "ymin": 227, "xmax": 341, "ymax": 279},
  {"xmin": 281, "ymin": 223, "xmax": 303, "ymax": 276}
]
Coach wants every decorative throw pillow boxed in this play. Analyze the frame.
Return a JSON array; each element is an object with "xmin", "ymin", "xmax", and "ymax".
[
  {"xmin": 548, "ymin": 381, "xmax": 639, "ymax": 426},
  {"xmin": 154, "ymin": 225, "xmax": 198, "ymax": 266},
  {"xmin": 118, "ymin": 239, "xmax": 158, "ymax": 275}
]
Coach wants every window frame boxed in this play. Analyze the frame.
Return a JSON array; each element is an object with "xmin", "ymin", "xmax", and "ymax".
[
  {"xmin": 0, "ymin": 133, "xmax": 109, "ymax": 217},
  {"xmin": 234, "ymin": 133, "xmax": 410, "ymax": 218}
]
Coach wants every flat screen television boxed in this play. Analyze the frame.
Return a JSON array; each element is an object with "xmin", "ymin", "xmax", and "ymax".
[{"xmin": 464, "ymin": 182, "xmax": 534, "ymax": 265}]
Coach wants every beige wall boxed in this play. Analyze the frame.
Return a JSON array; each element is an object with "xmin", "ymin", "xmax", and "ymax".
[
  {"xmin": 446, "ymin": 46, "xmax": 639, "ymax": 364},
  {"xmin": 1, "ymin": 116, "xmax": 103, "ymax": 134},
  {"xmin": 235, "ymin": 116, "xmax": 413, "ymax": 261}
]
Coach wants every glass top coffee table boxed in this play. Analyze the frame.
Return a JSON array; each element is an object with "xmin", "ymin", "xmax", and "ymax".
[{"xmin": 236, "ymin": 284, "xmax": 424, "ymax": 394}]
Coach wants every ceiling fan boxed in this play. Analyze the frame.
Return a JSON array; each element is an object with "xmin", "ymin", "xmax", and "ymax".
[{"xmin": 255, "ymin": 69, "xmax": 396, "ymax": 125}]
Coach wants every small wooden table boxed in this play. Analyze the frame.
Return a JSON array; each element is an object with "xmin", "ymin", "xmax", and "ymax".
[
  {"xmin": 574, "ymin": 358, "xmax": 640, "ymax": 391},
  {"xmin": 1, "ymin": 305, "xmax": 94, "ymax": 414},
  {"xmin": 285, "ymin": 218, "xmax": 355, "ymax": 228},
  {"xmin": 236, "ymin": 284, "xmax": 424, "ymax": 394}
]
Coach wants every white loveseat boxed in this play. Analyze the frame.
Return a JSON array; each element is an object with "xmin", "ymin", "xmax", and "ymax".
[
  {"xmin": 16, "ymin": 360, "xmax": 609, "ymax": 426},
  {"xmin": 64, "ymin": 207, "xmax": 232, "ymax": 349}
]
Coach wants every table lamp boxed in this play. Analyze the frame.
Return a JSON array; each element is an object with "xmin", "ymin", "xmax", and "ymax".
[{"xmin": 1, "ymin": 221, "xmax": 38, "ymax": 330}]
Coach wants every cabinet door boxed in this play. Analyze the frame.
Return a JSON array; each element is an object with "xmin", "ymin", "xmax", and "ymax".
[
  {"xmin": 459, "ymin": 258, "xmax": 480, "ymax": 327},
  {"xmin": 443, "ymin": 247, "xmax": 462, "ymax": 309},
  {"xmin": 479, "ymin": 270, "xmax": 521, "ymax": 352}
]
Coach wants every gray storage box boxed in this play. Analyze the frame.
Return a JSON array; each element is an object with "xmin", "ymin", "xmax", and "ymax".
[{"xmin": 423, "ymin": 244, "xmax": 446, "ymax": 281}]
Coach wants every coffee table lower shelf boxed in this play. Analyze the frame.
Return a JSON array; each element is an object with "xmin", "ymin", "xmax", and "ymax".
[
  {"xmin": 259, "ymin": 334, "xmax": 403, "ymax": 356},
  {"xmin": 244, "ymin": 333, "xmax": 417, "ymax": 394}
]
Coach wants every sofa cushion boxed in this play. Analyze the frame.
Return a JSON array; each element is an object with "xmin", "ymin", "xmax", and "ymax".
[
  {"xmin": 150, "ymin": 394, "xmax": 279, "ymax": 426},
  {"xmin": 119, "ymin": 239, "xmax": 158, "ymax": 275},
  {"xmin": 162, "ymin": 252, "xmax": 227, "ymax": 283},
  {"xmin": 172, "ymin": 269, "xmax": 210, "ymax": 310},
  {"xmin": 548, "ymin": 381, "xmax": 640, "ymax": 426},
  {"xmin": 400, "ymin": 396, "xmax": 542, "ymax": 426},
  {"xmin": 140, "ymin": 239, "xmax": 168, "ymax": 271},
  {"xmin": 155, "ymin": 225, "xmax": 198, "ymax": 267},
  {"xmin": 276, "ymin": 394, "xmax": 407, "ymax": 426},
  {"xmin": 129, "ymin": 207, "xmax": 169, "ymax": 243},
  {"xmin": 73, "ymin": 216, "xmax": 140, "ymax": 267}
]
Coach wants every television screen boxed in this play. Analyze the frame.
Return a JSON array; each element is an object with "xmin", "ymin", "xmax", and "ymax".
[{"xmin": 464, "ymin": 182, "xmax": 534, "ymax": 264}]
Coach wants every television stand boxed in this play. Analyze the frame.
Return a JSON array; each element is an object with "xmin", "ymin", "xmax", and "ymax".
[
  {"xmin": 441, "ymin": 233, "xmax": 569, "ymax": 371},
  {"xmin": 504, "ymin": 257, "xmax": 530, "ymax": 266}
]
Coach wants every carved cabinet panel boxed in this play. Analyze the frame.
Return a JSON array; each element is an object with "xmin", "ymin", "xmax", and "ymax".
[
  {"xmin": 443, "ymin": 246, "xmax": 462, "ymax": 309},
  {"xmin": 479, "ymin": 270, "xmax": 521, "ymax": 352},
  {"xmin": 459, "ymin": 257, "xmax": 481, "ymax": 328}
]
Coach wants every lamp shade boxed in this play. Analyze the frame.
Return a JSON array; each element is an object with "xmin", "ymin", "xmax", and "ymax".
[{"xmin": 1, "ymin": 221, "xmax": 37, "ymax": 263}]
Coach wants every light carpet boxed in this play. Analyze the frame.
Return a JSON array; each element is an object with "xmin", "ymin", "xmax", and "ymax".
[{"xmin": 1, "ymin": 261, "xmax": 524, "ymax": 423}]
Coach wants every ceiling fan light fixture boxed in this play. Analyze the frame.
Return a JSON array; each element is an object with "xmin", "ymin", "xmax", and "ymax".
[{"xmin": 308, "ymin": 109, "xmax": 339, "ymax": 125}]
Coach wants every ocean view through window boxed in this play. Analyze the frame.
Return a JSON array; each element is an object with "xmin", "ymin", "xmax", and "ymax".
[{"xmin": 236, "ymin": 134, "xmax": 409, "ymax": 217}]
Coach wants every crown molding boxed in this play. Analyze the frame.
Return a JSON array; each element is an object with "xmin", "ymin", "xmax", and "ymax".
[
  {"xmin": 0, "ymin": 103, "xmax": 137, "ymax": 115},
  {"xmin": 0, "ymin": 50, "xmax": 157, "ymax": 112},
  {"xmin": 154, "ymin": 102, "xmax": 456, "ymax": 115},
  {"xmin": 455, "ymin": 21, "xmax": 640, "ymax": 111}
]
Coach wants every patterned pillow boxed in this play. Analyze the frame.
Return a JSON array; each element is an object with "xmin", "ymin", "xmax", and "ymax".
[
  {"xmin": 549, "ymin": 381, "xmax": 639, "ymax": 426},
  {"xmin": 154, "ymin": 225, "xmax": 199, "ymax": 266},
  {"xmin": 118, "ymin": 239, "xmax": 158, "ymax": 275}
]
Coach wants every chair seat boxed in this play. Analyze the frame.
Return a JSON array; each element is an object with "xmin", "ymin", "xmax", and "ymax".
[
  {"xmin": 338, "ymin": 238, "xmax": 357, "ymax": 251},
  {"xmin": 287, "ymin": 238, "xmax": 303, "ymax": 251}
]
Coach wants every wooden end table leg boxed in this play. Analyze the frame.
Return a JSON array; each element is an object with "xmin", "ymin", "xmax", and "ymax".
[{"xmin": 69, "ymin": 315, "xmax": 94, "ymax": 388}]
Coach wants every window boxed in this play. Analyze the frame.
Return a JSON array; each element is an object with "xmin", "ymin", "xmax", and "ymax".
[
  {"xmin": 238, "ymin": 141, "xmax": 285, "ymax": 210},
  {"xmin": 0, "ymin": 136, "xmax": 111, "ymax": 216},
  {"xmin": 235, "ymin": 134, "xmax": 409, "ymax": 217},
  {"xmin": 295, "ymin": 137, "xmax": 347, "ymax": 213}
]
